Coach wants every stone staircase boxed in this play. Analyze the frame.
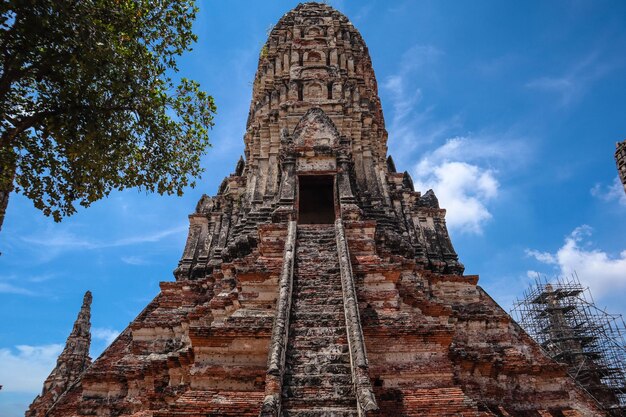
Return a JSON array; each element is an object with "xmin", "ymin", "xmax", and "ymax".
[{"xmin": 281, "ymin": 224, "xmax": 358, "ymax": 417}]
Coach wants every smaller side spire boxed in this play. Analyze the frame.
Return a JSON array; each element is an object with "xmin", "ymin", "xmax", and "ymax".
[
  {"xmin": 616, "ymin": 140, "xmax": 626, "ymax": 195},
  {"xmin": 27, "ymin": 291, "xmax": 93, "ymax": 417}
]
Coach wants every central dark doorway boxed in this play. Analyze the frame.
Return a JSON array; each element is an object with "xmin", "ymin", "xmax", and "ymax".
[{"xmin": 298, "ymin": 175, "xmax": 335, "ymax": 224}]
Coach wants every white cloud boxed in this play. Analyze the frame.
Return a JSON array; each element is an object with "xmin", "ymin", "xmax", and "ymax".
[
  {"xmin": 591, "ymin": 176, "xmax": 626, "ymax": 206},
  {"xmin": 400, "ymin": 45, "xmax": 444, "ymax": 71},
  {"xmin": 383, "ymin": 75, "xmax": 423, "ymax": 124},
  {"xmin": 92, "ymin": 328, "xmax": 120, "ymax": 346},
  {"xmin": 121, "ymin": 255, "xmax": 149, "ymax": 266},
  {"xmin": 382, "ymin": 44, "xmax": 453, "ymax": 161},
  {"xmin": 525, "ymin": 249, "xmax": 557, "ymax": 265},
  {"xmin": 326, "ymin": 0, "xmax": 347, "ymax": 13},
  {"xmin": 414, "ymin": 160, "xmax": 498, "ymax": 234},
  {"xmin": 411, "ymin": 136, "xmax": 511, "ymax": 234},
  {"xmin": 352, "ymin": 4, "xmax": 374, "ymax": 22},
  {"xmin": 24, "ymin": 274, "xmax": 57, "ymax": 283},
  {"xmin": 0, "ymin": 282, "xmax": 36, "ymax": 296},
  {"xmin": 0, "ymin": 274, "xmax": 57, "ymax": 296},
  {"xmin": 382, "ymin": 45, "xmax": 532, "ymax": 234},
  {"xmin": 21, "ymin": 225, "xmax": 187, "ymax": 253},
  {"xmin": 0, "ymin": 344, "xmax": 63, "ymax": 393},
  {"xmin": 526, "ymin": 50, "xmax": 617, "ymax": 106},
  {"xmin": 526, "ymin": 225, "xmax": 626, "ymax": 298},
  {"xmin": 474, "ymin": 53, "xmax": 521, "ymax": 76},
  {"xmin": 526, "ymin": 270, "xmax": 542, "ymax": 280}
]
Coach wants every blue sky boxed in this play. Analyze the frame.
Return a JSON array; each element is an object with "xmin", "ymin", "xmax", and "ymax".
[{"xmin": 1, "ymin": 1, "xmax": 626, "ymax": 415}]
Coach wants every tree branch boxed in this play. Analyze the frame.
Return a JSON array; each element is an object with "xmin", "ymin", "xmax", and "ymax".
[{"xmin": 1, "ymin": 109, "xmax": 60, "ymax": 148}]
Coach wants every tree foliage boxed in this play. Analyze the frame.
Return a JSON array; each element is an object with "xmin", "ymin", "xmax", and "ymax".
[{"xmin": 0, "ymin": 0, "xmax": 216, "ymax": 224}]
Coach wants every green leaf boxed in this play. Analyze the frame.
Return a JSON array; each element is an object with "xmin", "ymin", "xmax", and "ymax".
[{"xmin": 0, "ymin": 0, "xmax": 215, "ymax": 223}]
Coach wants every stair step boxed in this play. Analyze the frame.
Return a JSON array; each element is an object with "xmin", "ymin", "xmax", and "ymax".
[
  {"xmin": 293, "ymin": 303, "xmax": 343, "ymax": 310},
  {"xmin": 295, "ymin": 291, "xmax": 343, "ymax": 300},
  {"xmin": 294, "ymin": 284, "xmax": 341, "ymax": 289},
  {"xmin": 287, "ymin": 330, "xmax": 346, "ymax": 338},
  {"xmin": 294, "ymin": 283, "xmax": 341, "ymax": 289},
  {"xmin": 292, "ymin": 304, "xmax": 345, "ymax": 313},
  {"xmin": 296, "ymin": 261, "xmax": 338, "ymax": 266},
  {"xmin": 290, "ymin": 312, "xmax": 346, "ymax": 326},
  {"xmin": 292, "ymin": 287, "xmax": 343, "ymax": 294},
  {"xmin": 287, "ymin": 362, "xmax": 352, "ymax": 375},
  {"xmin": 295, "ymin": 279, "xmax": 341, "ymax": 285},
  {"xmin": 290, "ymin": 326, "xmax": 347, "ymax": 337},
  {"xmin": 294, "ymin": 267, "xmax": 339, "ymax": 271},
  {"xmin": 283, "ymin": 409, "xmax": 358, "ymax": 417},
  {"xmin": 287, "ymin": 338, "xmax": 349, "ymax": 350},
  {"xmin": 283, "ymin": 387, "xmax": 356, "ymax": 403},
  {"xmin": 286, "ymin": 338, "xmax": 349, "ymax": 347},
  {"xmin": 293, "ymin": 303, "xmax": 344, "ymax": 311},
  {"xmin": 284, "ymin": 373, "xmax": 353, "ymax": 385},
  {"xmin": 286, "ymin": 355, "xmax": 350, "ymax": 365},
  {"xmin": 293, "ymin": 296, "xmax": 343, "ymax": 303},
  {"xmin": 294, "ymin": 280, "xmax": 341, "ymax": 285}
]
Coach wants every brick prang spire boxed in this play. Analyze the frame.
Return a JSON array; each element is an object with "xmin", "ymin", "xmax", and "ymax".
[
  {"xmin": 27, "ymin": 291, "xmax": 92, "ymax": 417},
  {"xmin": 616, "ymin": 140, "xmax": 626, "ymax": 195}
]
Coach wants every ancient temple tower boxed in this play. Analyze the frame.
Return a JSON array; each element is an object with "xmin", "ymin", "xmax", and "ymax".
[{"xmin": 31, "ymin": 3, "xmax": 607, "ymax": 416}]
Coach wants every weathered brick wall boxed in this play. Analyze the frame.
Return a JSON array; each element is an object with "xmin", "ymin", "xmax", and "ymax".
[{"xmin": 345, "ymin": 221, "xmax": 602, "ymax": 415}]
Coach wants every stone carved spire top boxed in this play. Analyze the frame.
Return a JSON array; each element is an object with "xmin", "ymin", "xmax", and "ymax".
[
  {"xmin": 243, "ymin": 2, "xmax": 388, "ymax": 197},
  {"xmin": 68, "ymin": 291, "xmax": 92, "ymax": 341},
  {"xmin": 27, "ymin": 291, "xmax": 92, "ymax": 417}
]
